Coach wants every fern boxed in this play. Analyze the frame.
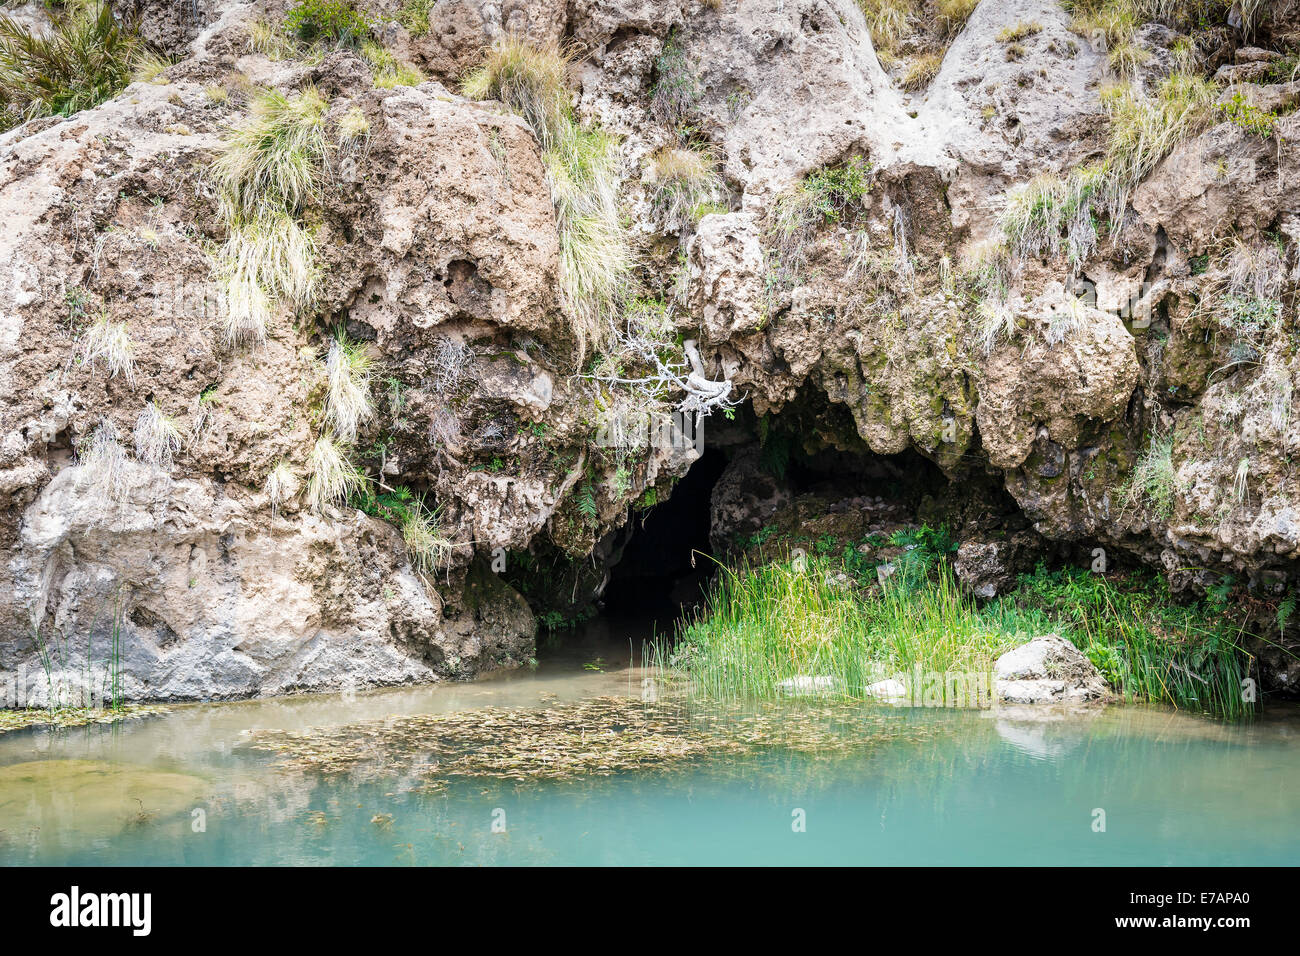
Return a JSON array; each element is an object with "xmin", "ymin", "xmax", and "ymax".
[
  {"xmin": 577, "ymin": 483, "xmax": 599, "ymax": 523},
  {"xmin": 1279, "ymin": 591, "xmax": 1296, "ymax": 637}
]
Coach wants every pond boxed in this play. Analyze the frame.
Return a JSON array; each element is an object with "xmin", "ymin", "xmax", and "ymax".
[{"xmin": 1, "ymin": 622, "xmax": 1297, "ymax": 866}]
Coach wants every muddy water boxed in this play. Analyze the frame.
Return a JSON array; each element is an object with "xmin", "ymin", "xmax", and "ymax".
[{"xmin": 1, "ymin": 622, "xmax": 1297, "ymax": 866}]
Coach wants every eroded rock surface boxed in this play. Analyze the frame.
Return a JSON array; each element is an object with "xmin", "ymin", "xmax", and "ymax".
[{"xmin": 2, "ymin": 0, "xmax": 1299, "ymax": 699}]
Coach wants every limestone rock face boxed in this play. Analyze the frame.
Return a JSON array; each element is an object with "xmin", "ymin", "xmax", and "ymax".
[
  {"xmin": 3, "ymin": 0, "xmax": 1300, "ymax": 700},
  {"xmin": 978, "ymin": 295, "xmax": 1141, "ymax": 472}
]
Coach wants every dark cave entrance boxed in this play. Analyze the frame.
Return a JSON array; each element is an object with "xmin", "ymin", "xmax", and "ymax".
[
  {"xmin": 601, "ymin": 446, "xmax": 728, "ymax": 623},
  {"xmin": 591, "ymin": 396, "xmax": 962, "ymax": 635}
]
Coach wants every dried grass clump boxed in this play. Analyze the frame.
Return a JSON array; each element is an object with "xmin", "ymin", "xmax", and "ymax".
[
  {"xmin": 79, "ymin": 315, "xmax": 136, "ymax": 385},
  {"xmin": 646, "ymin": 145, "xmax": 722, "ymax": 233},
  {"xmin": 212, "ymin": 87, "xmax": 329, "ymax": 346},
  {"xmin": 323, "ymin": 332, "xmax": 375, "ymax": 444},
  {"xmin": 77, "ymin": 419, "xmax": 130, "ymax": 500},
  {"xmin": 306, "ymin": 434, "xmax": 368, "ymax": 512},
  {"xmin": 132, "ymin": 402, "xmax": 183, "ymax": 469},
  {"xmin": 401, "ymin": 499, "xmax": 454, "ymax": 573},
  {"xmin": 266, "ymin": 460, "xmax": 298, "ymax": 516}
]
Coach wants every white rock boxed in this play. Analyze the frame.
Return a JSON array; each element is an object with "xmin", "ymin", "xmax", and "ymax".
[
  {"xmin": 777, "ymin": 674, "xmax": 838, "ymax": 697},
  {"xmin": 993, "ymin": 635, "xmax": 1110, "ymax": 705},
  {"xmin": 866, "ymin": 678, "xmax": 908, "ymax": 700}
]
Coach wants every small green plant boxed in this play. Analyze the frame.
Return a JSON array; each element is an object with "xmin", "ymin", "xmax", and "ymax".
[
  {"xmin": 283, "ymin": 0, "xmax": 372, "ymax": 46},
  {"xmin": 766, "ymin": 156, "xmax": 873, "ymax": 289},
  {"xmin": 249, "ymin": 17, "xmax": 297, "ymax": 60},
  {"xmin": 1215, "ymin": 91, "xmax": 1280, "ymax": 139},
  {"xmin": 1123, "ymin": 431, "xmax": 1179, "ymax": 518},
  {"xmin": 213, "ymin": 86, "xmax": 329, "ymax": 222},
  {"xmin": 132, "ymin": 50, "xmax": 172, "ymax": 84},
  {"xmin": 649, "ymin": 31, "xmax": 700, "ymax": 127},
  {"xmin": 462, "ymin": 36, "xmax": 572, "ymax": 149},
  {"xmin": 1001, "ymin": 166, "xmax": 1106, "ymax": 267}
]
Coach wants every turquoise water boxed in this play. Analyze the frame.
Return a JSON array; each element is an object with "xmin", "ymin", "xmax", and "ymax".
[{"xmin": 1, "ymin": 637, "xmax": 1298, "ymax": 866}]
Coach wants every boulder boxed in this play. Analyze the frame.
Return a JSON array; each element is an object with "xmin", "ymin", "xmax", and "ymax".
[{"xmin": 994, "ymin": 634, "xmax": 1110, "ymax": 705}]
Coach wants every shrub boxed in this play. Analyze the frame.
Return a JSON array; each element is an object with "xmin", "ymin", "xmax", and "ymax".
[
  {"xmin": 283, "ymin": 0, "xmax": 372, "ymax": 46},
  {"xmin": 132, "ymin": 402, "xmax": 183, "ymax": 469},
  {"xmin": 646, "ymin": 145, "xmax": 722, "ymax": 232},
  {"xmin": 0, "ymin": 2, "xmax": 142, "ymax": 129},
  {"xmin": 1215, "ymin": 91, "xmax": 1280, "ymax": 139}
]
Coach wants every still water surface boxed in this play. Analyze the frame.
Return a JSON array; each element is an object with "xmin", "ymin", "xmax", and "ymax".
[{"xmin": 1, "ymin": 624, "xmax": 1296, "ymax": 865}]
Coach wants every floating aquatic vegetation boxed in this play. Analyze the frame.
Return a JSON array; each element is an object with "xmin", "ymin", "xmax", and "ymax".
[
  {"xmin": 0, "ymin": 705, "xmax": 169, "ymax": 735},
  {"xmin": 241, "ymin": 693, "xmax": 941, "ymax": 789}
]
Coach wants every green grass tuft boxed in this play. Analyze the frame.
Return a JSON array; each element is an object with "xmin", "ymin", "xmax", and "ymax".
[
  {"xmin": 656, "ymin": 536, "xmax": 1255, "ymax": 717},
  {"xmin": 0, "ymin": 1, "xmax": 143, "ymax": 130},
  {"xmin": 464, "ymin": 38, "xmax": 631, "ymax": 360}
]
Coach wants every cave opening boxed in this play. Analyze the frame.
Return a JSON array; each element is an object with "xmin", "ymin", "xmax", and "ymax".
[{"xmin": 585, "ymin": 396, "xmax": 961, "ymax": 646}]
